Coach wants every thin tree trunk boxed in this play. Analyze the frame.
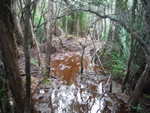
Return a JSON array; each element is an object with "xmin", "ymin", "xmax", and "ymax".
[
  {"xmin": 30, "ymin": 19, "xmax": 43, "ymax": 67},
  {"xmin": 45, "ymin": 0, "xmax": 54, "ymax": 76},
  {"xmin": 65, "ymin": 16, "xmax": 68, "ymax": 33},
  {"xmin": 76, "ymin": 15, "xmax": 80, "ymax": 36},
  {"xmin": 80, "ymin": 44, "xmax": 86, "ymax": 74},
  {"xmin": 122, "ymin": 39, "xmax": 134, "ymax": 93},
  {"xmin": 129, "ymin": 62, "xmax": 150, "ymax": 106},
  {"xmin": 24, "ymin": 0, "xmax": 32, "ymax": 113}
]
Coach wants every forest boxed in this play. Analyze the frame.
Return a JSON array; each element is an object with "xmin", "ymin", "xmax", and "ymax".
[{"xmin": 0, "ymin": 0, "xmax": 150, "ymax": 113}]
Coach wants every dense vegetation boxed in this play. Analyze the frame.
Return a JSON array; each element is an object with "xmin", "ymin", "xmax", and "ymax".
[{"xmin": 0, "ymin": 0, "xmax": 150, "ymax": 113}]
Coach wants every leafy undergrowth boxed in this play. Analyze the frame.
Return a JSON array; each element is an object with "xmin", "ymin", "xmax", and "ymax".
[
  {"xmin": 111, "ymin": 51, "xmax": 126, "ymax": 80},
  {"xmin": 98, "ymin": 44, "xmax": 127, "ymax": 81}
]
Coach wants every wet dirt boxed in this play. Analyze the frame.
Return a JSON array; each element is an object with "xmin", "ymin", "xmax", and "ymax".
[
  {"xmin": 26, "ymin": 36, "xmax": 130, "ymax": 113},
  {"xmin": 51, "ymin": 52, "xmax": 90, "ymax": 84}
]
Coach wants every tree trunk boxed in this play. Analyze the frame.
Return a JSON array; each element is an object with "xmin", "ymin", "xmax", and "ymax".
[
  {"xmin": 0, "ymin": 1, "xmax": 25, "ymax": 113},
  {"xmin": 30, "ymin": 19, "xmax": 43, "ymax": 67},
  {"xmin": 129, "ymin": 63, "xmax": 150, "ymax": 106},
  {"xmin": 45, "ymin": 0, "xmax": 54, "ymax": 76},
  {"xmin": 23, "ymin": 0, "xmax": 32, "ymax": 113},
  {"xmin": 12, "ymin": 0, "xmax": 24, "ymax": 46}
]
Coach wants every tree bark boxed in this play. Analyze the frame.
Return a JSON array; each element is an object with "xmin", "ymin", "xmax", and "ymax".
[
  {"xmin": 0, "ymin": 1, "xmax": 25, "ymax": 113},
  {"xmin": 12, "ymin": 0, "xmax": 24, "ymax": 46},
  {"xmin": 30, "ymin": 19, "xmax": 43, "ymax": 67},
  {"xmin": 23, "ymin": 0, "xmax": 32, "ymax": 113},
  {"xmin": 45, "ymin": 0, "xmax": 54, "ymax": 76},
  {"xmin": 129, "ymin": 63, "xmax": 150, "ymax": 106}
]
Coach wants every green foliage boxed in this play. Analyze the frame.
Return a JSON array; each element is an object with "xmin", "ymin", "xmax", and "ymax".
[
  {"xmin": 116, "ymin": 0, "xmax": 128, "ymax": 11},
  {"xmin": 119, "ymin": 28, "xmax": 130, "ymax": 58},
  {"xmin": 35, "ymin": 26, "xmax": 46, "ymax": 43},
  {"xmin": 34, "ymin": 13, "xmax": 44, "ymax": 26},
  {"xmin": 99, "ymin": 47, "xmax": 127, "ymax": 79},
  {"xmin": 111, "ymin": 51, "xmax": 126, "ymax": 79},
  {"xmin": 0, "ymin": 88, "xmax": 5, "ymax": 99},
  {"xmin": 60, "ymin": 12, "xmax": 88, "ymax": 35},
  {"xmin": 101, "ymin": 31, "xmax": 108, "ymax": 41},
  {"xmin": 131, "ymin": 104, "xmax": 144, "ymax": 113},
  {"xmin": 105, "ymin": 27, "xmax": 129, "ymax": 79},
  {"xmin": 41, "ymin": 77, "xmax": 52, "ymax": 85},
  {"xmin": 79, "ymin": 12, "xmax": 88, "ymax": 34},
  {"xmin": 100, "ymin": 50, "xmax": 126, "ymax": 79},
  {"xmin": 92, "ymin": 0, "xmax": 109, "ymax": 6},
  {"xmin": 33, "ymin": 2, "xmax": 46, "ymax": 43},
  {"xmin": 143, "ymin": 94, "xmax": 150, "ymax": 99}
]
